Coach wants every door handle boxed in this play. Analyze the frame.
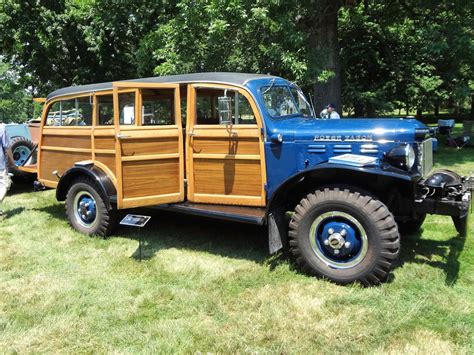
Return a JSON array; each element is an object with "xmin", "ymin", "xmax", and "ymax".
[
  {"xmin": 187, "ymin": 131, "xmax": 198, "ymax": 137},
  {"xmin": 116, "ymin": 133, "xmax": 131, "ymax": 139}
]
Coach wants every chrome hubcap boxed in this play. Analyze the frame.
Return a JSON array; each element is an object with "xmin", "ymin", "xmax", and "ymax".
[
  {"xmin": 73, "ymin": 192, "xmax": 97, "ymax": 228},
  {"xmin": 309, "ymin": 211, "xmax": 368, "ymax": 269},
  {"xmin": 13, "ymin": 145, "xmax": 31, "ymax": 166}
]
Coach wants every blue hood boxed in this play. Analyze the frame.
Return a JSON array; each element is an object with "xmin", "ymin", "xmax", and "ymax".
[{"xmin": 268, "ymin": 118, "xmax": 427, "ymax": 143}]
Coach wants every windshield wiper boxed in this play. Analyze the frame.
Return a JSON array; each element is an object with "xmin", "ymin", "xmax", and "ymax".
[{"xmin": 262, "ymin": 78, "xmax": 276, "ymax": 95}]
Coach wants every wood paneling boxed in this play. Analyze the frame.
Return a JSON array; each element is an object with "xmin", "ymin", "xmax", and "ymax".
[
  {"xmin": 95, "ymin": 153, "xmax": 116, "ymax": 175},
  {"xmin": 191, "ymin": 137, "xmax": 260, "ymax": 155},
  {"xmin": 193, "ymin": 158, "xmax": 262, "ymax": 197},
  {"xmin": 122, "ymin": 158, "xmax": 180, "ymax": 198},
  {"xmin": 42, "ymin": 135, "xmax": 91, "ymax": 149},
  {"xmin": 121, "ymin": 137, "xmax": 179, "ymax": 156},
  {"xmin": 94, "ymin": 136, "xmax": 115, "ymax": 150},
  {"xmin": 40, "ymin": 150, "xmax": 91, "ymax": 182}
]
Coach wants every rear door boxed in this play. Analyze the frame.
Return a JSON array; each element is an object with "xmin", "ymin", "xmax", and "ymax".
[{"xmin": 113, "ymin": 82, "xmax": 184, "ymax": 209}]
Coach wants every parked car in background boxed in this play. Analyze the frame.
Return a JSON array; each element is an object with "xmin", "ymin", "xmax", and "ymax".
[{"xmin": 5, "ymin": 123, "xmax": 37, "ymax": 183}]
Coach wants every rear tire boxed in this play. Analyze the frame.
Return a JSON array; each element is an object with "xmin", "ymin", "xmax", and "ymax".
[
  {"xmin": 288, "ymin": 188, "xmax": 400, "ymax": 286},
  {"xmin": 65, "ymin": 177, "xmax": 116, "ymax": 237}
]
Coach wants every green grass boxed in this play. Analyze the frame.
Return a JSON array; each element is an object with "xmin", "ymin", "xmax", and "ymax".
[{"xmin": 1, "ymin": 146, "xmax": 473, "ymax": 353}]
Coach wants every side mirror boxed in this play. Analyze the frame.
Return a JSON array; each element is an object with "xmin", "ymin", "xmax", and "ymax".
[{"xmin": 218, "ymin": 96, "xmax": 233, "ymax": 125}]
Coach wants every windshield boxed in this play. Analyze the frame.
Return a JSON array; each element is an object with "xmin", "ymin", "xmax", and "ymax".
[{"xmin": 261, "ymin": 85, "xmax": 314, "ymax": 119}]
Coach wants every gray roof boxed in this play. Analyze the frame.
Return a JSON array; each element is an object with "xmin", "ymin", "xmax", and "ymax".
[{"xmin": 46, "ymin": 72, "xmax": 277, "ymax": 101}]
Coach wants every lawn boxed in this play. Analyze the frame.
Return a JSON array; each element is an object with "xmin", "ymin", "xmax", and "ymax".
[{"xmin": 1, "ymin": 145, "xmax": 473, "ymax": 353}]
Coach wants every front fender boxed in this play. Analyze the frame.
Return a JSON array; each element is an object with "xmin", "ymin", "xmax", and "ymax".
[
  {"xmin": 266, "ymin": 163, "xmax": 418, "ymax": 214},
  {"xmin": 56, "ymin": 164, "xmax": 117, "ymax": 208}
]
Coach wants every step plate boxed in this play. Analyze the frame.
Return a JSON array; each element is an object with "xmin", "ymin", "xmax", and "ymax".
[{"xmin": 152, "ymin": 202, "xmax": 266, "ymax": 225}]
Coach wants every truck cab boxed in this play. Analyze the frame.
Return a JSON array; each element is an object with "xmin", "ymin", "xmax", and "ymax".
[{"xmin": 32, "ymin": 72, "xmax": 471, "ymax": 285}]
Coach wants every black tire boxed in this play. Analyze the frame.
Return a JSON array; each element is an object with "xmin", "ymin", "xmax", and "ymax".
[
  {"xmin": 8, "ymin": 136, "xmax": 36, "ymax": 183},
  {"xmin": 65, "ymin": 177, "xmax": 117, "ymax": 237},
  {"xmin": 288, "ymin": 187, "xmax": 400, "ymax": 286},
  {"xmin": 396, "ymin": 213, "xmax": 426, "ymax": 235}
]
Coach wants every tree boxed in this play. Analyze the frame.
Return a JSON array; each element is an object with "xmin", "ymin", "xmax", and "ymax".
[
  {"xmin": 0, "ymin": 60, "xmax": 32, "ymax": 123},
  {"xmin": 0, "ymin": 0, "xmax": 176, "ymax": 95},
  {"xmin": 339, "ymin": 0, "xmax": 474, "ymax": 117}
]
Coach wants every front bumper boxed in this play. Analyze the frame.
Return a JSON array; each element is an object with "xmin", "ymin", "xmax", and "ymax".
[{"xmin": 414, "ymin": 170, "xmax": 472, "ymax": 218}]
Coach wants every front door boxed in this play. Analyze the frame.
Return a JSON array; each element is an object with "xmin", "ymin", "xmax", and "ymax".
[
  {"xmin": 113, "ymin": 82, "xmax": 184, "ymax": 209},
  {"xmin": 186, "ymin": 84, "xmax": 266, "ymax": 207}
]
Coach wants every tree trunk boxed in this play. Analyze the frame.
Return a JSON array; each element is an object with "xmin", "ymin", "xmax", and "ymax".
[
  {"xmin": 354, "ymin": 102, "xmax": 364, "ymax": 117},
  {"xmin": 308, "ymin": 2, "xmax": 342, "ymax": 116},
  {"xmin": 470, "ymin": 93, "xmax": 474, "ymax": 120},
  {"xmin": 434, "ymin": 102, "xmax": 439, "ymax": 117},
  {"xmin": 416, "ymin": 108, "xmax": 422, "ymax": 119}
]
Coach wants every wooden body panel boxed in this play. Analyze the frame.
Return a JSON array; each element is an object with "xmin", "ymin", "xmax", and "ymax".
[
  {"xmin": 113, "ymin": 82, "xmax": 185, "ymax": 209},
  {"xmin": 39, "ymin": 127, "xmax": 93, "ymax": 184},
  {"xmin": 36, "ymin": 81, "xmax": 267, "ymax": 210}
]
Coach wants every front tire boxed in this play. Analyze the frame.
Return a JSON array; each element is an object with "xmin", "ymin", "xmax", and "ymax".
[
  {"xmin": 65, "ymin": 177, "xmax": 116, "ymax": 236},
  {"xmin": 289, "ymin": 188, "xmax": 400, "ymax": 286}
]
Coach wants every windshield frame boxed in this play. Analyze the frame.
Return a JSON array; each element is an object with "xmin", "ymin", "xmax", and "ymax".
[{"xmin": 260, "ymin": 84, "xmax": 315, "ymax": 120}]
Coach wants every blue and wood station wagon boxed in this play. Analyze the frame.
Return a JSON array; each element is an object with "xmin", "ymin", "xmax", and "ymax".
[{"xmin": 21, "ymin": 72, "xmax": 472, "ymax": 285}]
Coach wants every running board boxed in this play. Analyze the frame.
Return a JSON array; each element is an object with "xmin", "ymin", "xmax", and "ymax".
[{"xmin": 152, "ymin": 202, "xmax": 267, "ymax": 225}]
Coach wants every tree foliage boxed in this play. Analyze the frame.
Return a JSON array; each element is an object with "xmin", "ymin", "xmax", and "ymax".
[
  {"xmin": 0, "ymin": 0, "xmax": 472, "ymax": 117},
  {"xmin": 0, "ymin": 60, "xmax": 32, "ymax": 123}
]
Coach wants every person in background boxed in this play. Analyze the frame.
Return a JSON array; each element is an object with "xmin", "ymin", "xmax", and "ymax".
[
  {"xmin": 320, "ymin": 103, "xmax": 341, "ymax": 119},
  {"xmin": 0, "ymin": 123, "xmax": 13, "ymax": 218}
]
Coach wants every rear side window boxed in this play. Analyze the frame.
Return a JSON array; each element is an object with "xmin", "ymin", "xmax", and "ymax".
[
  {"xmin": 119, "ymin": 93, "xmax": 136, "ymax": 125},
  {"xmin": 97, "ymin": 95, "xmax": 114, "ymax": 126},
  {"xmin": 141, "ymin": 89, "xmax": 174, "ymax": 125},
  {"xmin": 46, "ymin": 97, "xmax": 93, "ymax": 126}
]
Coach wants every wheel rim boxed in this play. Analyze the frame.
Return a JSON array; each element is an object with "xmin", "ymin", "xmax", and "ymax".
[
  {"xmin": 13, "ymin": 145, "xmax": 31, "ymax": 166},
  {"xmin": 309, "ymin": 211, "xmax": 368, "ymax": 269},
  {"xmin": 73, "ymin": 191, "xmax": 98, "ymax": 228}
]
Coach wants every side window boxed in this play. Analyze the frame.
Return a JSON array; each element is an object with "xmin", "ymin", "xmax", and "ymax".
[
  {"xmin": 195, "ymin": 89, "xmax": 256, "ymax": 125},
  {"xmin": 45, "ymin": 97, "xmax": 92, "ymax": 126},
  {"xmin": 46, "ymin": 102, "xmax": 61, "ymax": 126},
  {"xmin": 76, "ymin": 97, "xmax": 93, "ymax": 126},
  {"xmin": 235, "ymin": 93, "xmax": 256, "ymax": 124},
  {"xmin": 97, "ymin": 95, "xmax": 114, "ymax": 126},
  {"xmin": 119, "ymin": 93, "xmax": 135, "ymax": 125},
  {"xmin": 141, "ymin": 89, "xmax": 174, "ymax": 125}
]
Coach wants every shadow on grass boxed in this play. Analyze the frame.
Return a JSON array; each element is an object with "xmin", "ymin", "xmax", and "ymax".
[
  {"xmin": 35, "ymin": 203, "xmax": 65, "ymax": 220},
  {"xmin": 7, "ymin": 181, "xmax": 35, "ymax": 196},
  {"xmin": 119, "ymin": 209, "xmax": 270, "ymax": 265},
  {"xmin": 399, "ymin": 229, "xmax": 466, "ymax": 286},
  {"xmin": 4, "ymin": 207, "xmax": 25, "ymax": 218},
  {"xmin": 34, "ymin": 203, "xmax": 467, "ymax": 284}
]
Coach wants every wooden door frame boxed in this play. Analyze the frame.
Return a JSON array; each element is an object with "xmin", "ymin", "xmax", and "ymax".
[
  {"xmin": 186, "ymin": 83, "xmax": 267, "ymax": 206},
  {"xmin": 112, "ymin": 81, "xmax": 184, "ymax": 209}
]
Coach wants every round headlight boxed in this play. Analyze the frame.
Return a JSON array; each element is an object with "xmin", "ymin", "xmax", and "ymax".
[
  {"xmin": 386, "ymin": 144, "xmax": 416, "ymax": 171},
  {"xmin": 406, "ymin": 144, "xmax": 416, "ymax": 169}
]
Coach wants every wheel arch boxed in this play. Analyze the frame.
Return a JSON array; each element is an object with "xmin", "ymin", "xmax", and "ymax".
[
  {"xmin": 266, "ymin": 164, "xmax": 417, "ymax": 215},
  {"xmin": 56, "ymin": 164, "xmax": 117, "ymax": 209}
]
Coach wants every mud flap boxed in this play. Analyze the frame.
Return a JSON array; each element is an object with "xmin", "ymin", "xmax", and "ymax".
[{"xmin": 268, "ymin": 208, "xmax": 287, "ymax": 254}]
